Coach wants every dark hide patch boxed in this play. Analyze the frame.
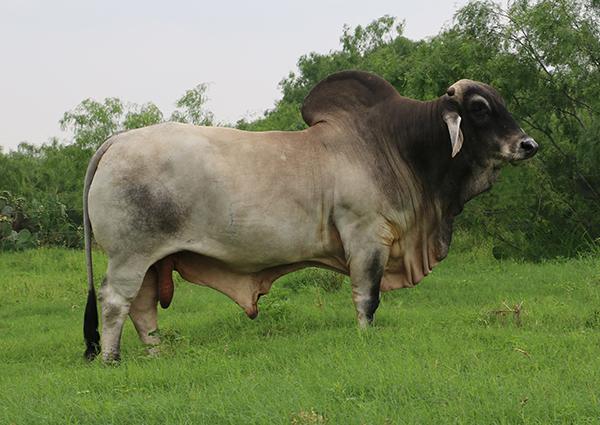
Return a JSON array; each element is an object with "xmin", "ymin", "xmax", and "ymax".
[
  {"xmin": 364, "ymin": 252, "xmax": 383, "ymax": 321},
  {"xmin": 125, "ymin": 183, "xmax": 188, "ymax": 235}
]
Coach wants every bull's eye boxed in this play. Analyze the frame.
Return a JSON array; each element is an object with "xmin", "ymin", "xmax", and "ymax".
[{"xmin": 469, "ymin": 100, "xmax": 490, "ymax": 120}]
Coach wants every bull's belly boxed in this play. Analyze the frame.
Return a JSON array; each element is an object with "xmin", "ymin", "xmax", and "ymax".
[{"xmin": 154, "ymin": 249, "xmax": 347, "ymax": 319}]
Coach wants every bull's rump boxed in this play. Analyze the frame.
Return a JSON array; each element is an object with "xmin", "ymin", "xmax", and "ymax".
[{"xmin": 88, "ymin": 123, "xmax": 337, "ymax": 269}]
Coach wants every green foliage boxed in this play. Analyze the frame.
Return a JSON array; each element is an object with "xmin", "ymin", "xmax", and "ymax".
[
  {"xmin": 0, "ymin": 222, "xmax": 36, "ymax": 251},
  {"xmin": 1, "ymin": 191, "xmax": 37, "ymax": 250},
  {"xmin": 0, "ymin": 139, "xmax": 91, "ymax": 233},
  {"xmin": 60, "ymin": 98, "xmax": 124, "ymax": 150},
  {"xmin": 170, "ymin": 83, "xmax": 214, "ymax": 126},
  {"xmin": 124, "ymin": 102, "xmax": 164, "ymax": 130},
  {"xmin": 0, "ymin": 190, "xmax": 79, "ymax": 250},
  {"xmin": 61, "ymin": 98, "xmax": 167, "ymax": 150},
  {"xmin": 447, "ymin": 0, "xmax": 600, "ymax": 258}
]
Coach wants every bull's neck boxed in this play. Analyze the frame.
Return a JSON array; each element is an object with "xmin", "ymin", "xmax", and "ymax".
[
  {"xmin": 387, "ymin": 97, "xmax": 451, "ymax": 192},
  {"xmin": 388, "ymin": 97, "xmax": 449, "ymax": 155},
  {"xmin": 386, "ymin": 97, "xmax": 469, "ymax": 220}
]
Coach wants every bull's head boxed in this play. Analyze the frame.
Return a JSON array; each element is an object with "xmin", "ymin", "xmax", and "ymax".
[{"xmin": 442, "ymin": 79, "xmax": 538, "ymax": 162}]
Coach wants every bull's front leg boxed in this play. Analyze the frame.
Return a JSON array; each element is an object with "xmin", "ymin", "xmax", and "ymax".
[
  {"xmin": 348, "ymin": 247, "xmax": 389, "ymax": 327},
  {"xmin": 337, "ymin": 213, "xmax": 393, "ymax": 327}
]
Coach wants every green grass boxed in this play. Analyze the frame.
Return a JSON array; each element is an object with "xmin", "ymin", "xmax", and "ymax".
[{"xmin": 1, "ymin": 243, "xmax": 600, "ymax": 424}]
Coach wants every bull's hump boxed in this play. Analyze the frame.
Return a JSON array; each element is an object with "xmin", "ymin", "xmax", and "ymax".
[{"xmin": 301, "ymin": 70, "xmax": 399, "ymax": 127}]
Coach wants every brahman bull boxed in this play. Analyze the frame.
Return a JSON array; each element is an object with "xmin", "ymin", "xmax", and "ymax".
[{"xmin": 83, "ymin": 71, "xmax": 538, "ymax": 361}]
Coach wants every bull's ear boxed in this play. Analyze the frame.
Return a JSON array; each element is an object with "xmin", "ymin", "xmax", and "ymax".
[{"xmin": 443, "ymin": 112, "xmax": 463, "ymax": 158}]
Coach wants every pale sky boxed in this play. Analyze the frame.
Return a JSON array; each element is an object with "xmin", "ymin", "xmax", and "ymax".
[{"xmin": 0, "ymin": 0, "xmax": 471, "ymax": 151}]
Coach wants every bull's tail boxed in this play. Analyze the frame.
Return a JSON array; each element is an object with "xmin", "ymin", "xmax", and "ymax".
[{"xmin": 83, "ymin": 137, "xmax": 119, "ymax": 360}]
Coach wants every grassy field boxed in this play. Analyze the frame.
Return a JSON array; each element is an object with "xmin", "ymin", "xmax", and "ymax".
[{"xmin": 1, "ymin": 242, "xmax": 600, "ymax": 424}]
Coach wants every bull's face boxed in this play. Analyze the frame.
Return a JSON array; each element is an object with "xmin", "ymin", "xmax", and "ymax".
[{"xmin": 442, "ymin": 79, "xmax": 538, "ymax": 163}]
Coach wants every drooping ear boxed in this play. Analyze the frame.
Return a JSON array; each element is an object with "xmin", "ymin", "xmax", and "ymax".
[{"xmin": 443, "ymin": 111, "xmax": 463, "ymax": 158}]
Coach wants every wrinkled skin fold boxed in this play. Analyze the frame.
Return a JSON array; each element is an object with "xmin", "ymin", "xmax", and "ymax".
[{"xmin": 82, "ymin": 71, "xmax": 538, "ymax": 361}]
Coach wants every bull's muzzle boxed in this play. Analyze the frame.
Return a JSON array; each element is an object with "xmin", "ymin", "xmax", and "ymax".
[{"xmin": 519, "ymin": 137, "xmax": 538, "ymax": 159}]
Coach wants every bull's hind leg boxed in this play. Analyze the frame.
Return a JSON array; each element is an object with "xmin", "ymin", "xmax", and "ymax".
[
  {"xmin": 129, "ymin": 267, "xmax": 160, "ymax": 348},
  {"xmin": 100, "ymin": 258, "xmax": 148, "ymax": 362}
]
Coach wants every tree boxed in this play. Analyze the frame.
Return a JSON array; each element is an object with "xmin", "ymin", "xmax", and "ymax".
[
  {"xmin": 60, "ymin": 98, "xmax": 123, "ymax": 150},
  {"xmin": 124, "ymin": 103, "xmax": 163, "ymax": 130},
  {"xmin": 170, "ymin": 83, "xmax": 214, "ymax": 126}
]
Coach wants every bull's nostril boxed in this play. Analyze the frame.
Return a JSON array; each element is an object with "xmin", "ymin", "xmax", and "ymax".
[{"xmin": 520, "ymin": 138, "xmax": 538, "ymax": 154}]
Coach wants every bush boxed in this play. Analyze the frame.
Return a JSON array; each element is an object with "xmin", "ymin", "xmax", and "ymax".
[{"xmin": 0, "ymin": 191, "xmax": 80, "ymax": 250}]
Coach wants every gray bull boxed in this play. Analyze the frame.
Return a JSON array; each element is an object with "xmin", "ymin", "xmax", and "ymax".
[{"xmin": 83, "ymin": 71, "xmax": 537, "ymax": 361}]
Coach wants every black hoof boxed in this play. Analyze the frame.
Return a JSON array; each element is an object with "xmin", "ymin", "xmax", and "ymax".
[{"xmin": 84, "ymin": 342, "xmax": 101, "ymax": 361}]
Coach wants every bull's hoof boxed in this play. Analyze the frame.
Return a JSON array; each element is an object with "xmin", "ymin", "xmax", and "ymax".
[
  {"xmin": 84, "ymin": 342, "xmax": 101, "ymax": 361},
  {"xmin": 357, "ymin": 315, "xmax": 374, "ymax": 329},
  {"xmin": 102, "ymin": 351, "xmax": 121, "ymax": 364}
]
